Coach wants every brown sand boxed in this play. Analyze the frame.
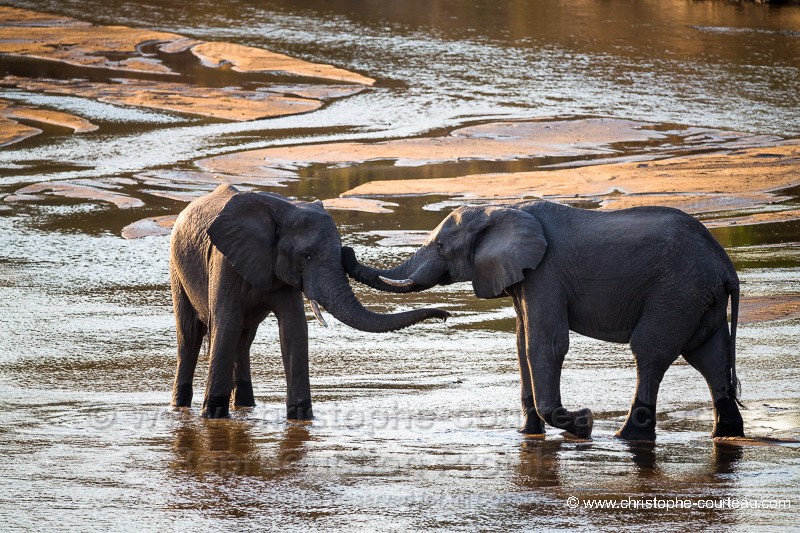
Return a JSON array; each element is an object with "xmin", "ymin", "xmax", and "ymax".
[
  {"xmin": 121, "ymin": 215, "xmax": 178, "ymax": 239},
  {"xmin": 0, "ymin": 115, "xmax": 40, "ymax": 146},
  {"xmin": 0, "ymin": 6, "xmax": 178, "ymax": 75},
  {"xmin": 0, "ymin": 98, "xmax": 97, "ymax": 145},
  {"xmin": 198, "ymin": 118, "xmax": 672, "ymax": 180},
  {"xmin": 321, "ymin": 197, "xmax": 399, "ymax": 213},
  {"xmin": 2, "ymin": 76, "xmax": 322, "ymax": 122},
  {"xmin": 190, "ymin": 42, "xmax": 374, "ymax": 85},
  {"xmin": 6, "ymin": 181, "xmax": 143, "ymax": 209},
  {"xmin": 1, "ymin": 102, "xmax": 98, "ymax": 132},
  {"xmin": 342, "ymin": 141, "xmax": 800, "ymax": 218},
  {"xmin": 739, "ymin": 294, "xmax": 800, "ymax": 324},
  {"xmin": 0, "ymin": 6, "xmax": 374, "ymax": 84}
]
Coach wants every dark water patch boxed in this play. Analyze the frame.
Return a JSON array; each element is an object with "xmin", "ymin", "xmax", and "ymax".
[
  {"xmin": 457, "ymin": 316, "xmax": 516, "ymax": 332},
  {"xmin": 711, "ymin": 219, "xmax": 800, "ymax": 249},
  {"xmin": 7, "ymin": 187, "xmax": 184, "ymax": 237},
  {"xmin": 728, "ymin": 243, "xmax": 800, "ymax": 269},
  {"xmin": 0, "ymin": 159, "xmax": 96, "ymax": 178}
]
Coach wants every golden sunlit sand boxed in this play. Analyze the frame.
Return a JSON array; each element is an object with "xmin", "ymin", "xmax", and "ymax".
[
  {"xmin": 0, "ymin": 6, "xmax": 372, "ymax": 124},
  {"xmin": 6, "ymin": 180, "xmax": 144, "ymax": 209},
  {"xmin": 342, "ymin": 141, "xmax": 800, "ymax": 219},
  {"xmin": 190, "ymin": 41, "xmax": 374, "ymax": 85},
  {"xmin": 739, "ymin": 294, "xmax": 800, "ymax": 324},
  {"xmin": 0, "ymin": 113, "xmax": 39, "ymax": 147},
  {"xmin": 320, "ymin": 197, "xmax": 399, "ymax": 213},
  {"xmin": 0, "ymin": 6, "xmax": 177, "ymax": 74},
  {"xmin": 0, "ymin": 98, "xmax": 97, "ymax": 145},
  {"xmin": 2, "ymin": 76, "xmax": 323, "ymax": 121},
  {"xmin": 120, "ymin": 215, "xmax": 179, "ymax": 239},
  {"xmin": 197, "ymin": 118, "xmax": 673, "ymax": 178},
  {"xmin": 1, "ymin": 99, "xmax": 98, "ymax": 132},
  {"xmin": 0, "ymin": 6, "xmax": 374, "ymax": 85}
]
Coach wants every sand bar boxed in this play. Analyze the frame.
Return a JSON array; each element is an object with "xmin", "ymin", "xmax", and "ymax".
[
  {"xmin": 2, "ymin": 76, "xmax": 322, "ymax": 121},
  {"xmin": 342, "ymin": 141, "xmax": 800, "ymax": 217},
  {"xmin": 0, "ymin": 98, "xmax": 96, "ymax": 145},
  {"xmin": 0, "ymin": 6, "xmax": 374, "ymax": 85},
  {"xmin": 6, "ymin": 180, "xmax": 143, "ymax": 209}
]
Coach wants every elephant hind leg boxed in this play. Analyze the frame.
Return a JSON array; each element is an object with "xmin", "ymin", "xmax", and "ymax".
[
  {"xmin": 171, "ymin": 281, "xmax": 207, "ymax": 408},
  {"xmin": 617, "ymin": 328, "xmax": 682, "ymax": 441},
  {"xmin": 233, "ymin": 327, "xmax": 259, "ymax": 408},
  {"xmin": 683, "ymin": 325, "xmax": 744, "ymax": 438}
]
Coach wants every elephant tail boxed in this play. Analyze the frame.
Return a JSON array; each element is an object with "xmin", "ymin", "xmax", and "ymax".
[{"xmin": 727, "ymin": 280, "xmax": 744, "ymax": 408}]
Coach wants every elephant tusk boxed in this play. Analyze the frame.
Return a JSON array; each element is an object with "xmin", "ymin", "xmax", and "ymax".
[
  {"xmin": 378, "ymin": 276, "xmax": 415, "ymax": 288},
  {"xmin": 308, "ymin": 299, "xmax": 329, "ymax": 328}
]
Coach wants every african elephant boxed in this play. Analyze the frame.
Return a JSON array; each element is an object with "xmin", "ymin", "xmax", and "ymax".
[
  {"xmin": 170, "ymin": 184, "xmax": 449, "ymax": 419},
  {"xmin": 343, "ymin": 200, "xmax": 744, "ymax": 440}
]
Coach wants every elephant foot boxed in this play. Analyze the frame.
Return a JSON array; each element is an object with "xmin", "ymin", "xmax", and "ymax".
[
  {"xmin": 201, "ymin": 394, "xmax": 231, "ymax": 419},
  {"xmin": 711, "ymin": 397, "xmax": 744, "ymax": 438},
  {"xmin": 616, "ymin": 397, "xmax": 656, "ymax": 441},
  {"xmin": 518, "ymin": 396, "xmax": 546, "ymax": 436},
  {"xmin": 287, "ymin": 398, "xmax": 313, "ymax": 420},
  {"xmin": 233, "ymin": 379, "xmax": 256, "ymax": 408},
  {"xmin": 546, "ymin": 406, "xmax": 593, "ymax": 439},
  {"xmin": 172, "ymin": 382, "xmax": 193, "ymax": 408}
]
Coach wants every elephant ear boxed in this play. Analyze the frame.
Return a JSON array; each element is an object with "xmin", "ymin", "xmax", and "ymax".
[
  {"xmin": 207, "ymin": 191, "xmax": 287, "ymax": 292},
  {"xmin": 472, "ymin": 207, "xmax": 548, "ymax": 299}
]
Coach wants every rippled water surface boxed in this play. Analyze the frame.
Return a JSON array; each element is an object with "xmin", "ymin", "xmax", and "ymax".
[{"xmin": 1, "ymin": 1, "xmax": 799, "ymax": 530}]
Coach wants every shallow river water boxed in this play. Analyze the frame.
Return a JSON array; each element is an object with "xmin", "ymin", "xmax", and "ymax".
[{"xmin": 0, "ymin": 1, "xmax": 799, "ymax": 531}]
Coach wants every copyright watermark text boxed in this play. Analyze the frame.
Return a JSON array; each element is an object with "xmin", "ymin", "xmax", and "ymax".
[{"xmin": 566, "ymin": 495, "xmax": 792, "ymax": 510}]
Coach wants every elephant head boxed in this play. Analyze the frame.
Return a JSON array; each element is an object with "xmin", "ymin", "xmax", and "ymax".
[
  {"xmin": 343, "ymin": 204, "xmax": 548, "ymax": 298},
  {"xmin": 206, "ymin": 185, "xmax": 449, "ymax": 331}
]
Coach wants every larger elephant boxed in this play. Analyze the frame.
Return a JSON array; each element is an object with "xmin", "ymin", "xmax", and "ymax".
[
  {"xmin": 170, "ymin": 184, "xmax": 449, "ymax": 419},
  {"xmin": 343, "ymin": 200, "xmax": 744, "ymax": 440}
]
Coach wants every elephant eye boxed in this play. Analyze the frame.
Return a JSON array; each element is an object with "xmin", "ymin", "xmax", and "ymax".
[
  {"xmin": 436, "ymin": 241, "xmax": 445, "ymax": 254},
  {"xmin": 301, "ymin": 251, "xmax": 312, "ymax": 261}
]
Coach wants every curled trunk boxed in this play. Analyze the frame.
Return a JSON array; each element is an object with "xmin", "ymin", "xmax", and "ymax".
[
  {"xmin": 341, "ymin": 246, "xmax": 427, "ymax": 293},
  {"xmin": 314, "ymin": 259, "xmax": 447, "ymax": 332}
]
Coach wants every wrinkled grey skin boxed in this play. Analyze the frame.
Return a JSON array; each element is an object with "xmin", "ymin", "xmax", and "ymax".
[
  {"xmin": 343, "ymin": 200, "xmax": 744, "ymax": 440},
  {"xmin": 170, "ymin": 184, "xmax": 449, "ymax": 419}
]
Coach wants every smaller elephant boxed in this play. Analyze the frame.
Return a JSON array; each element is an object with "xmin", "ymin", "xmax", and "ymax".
[
  {"xmin": 343, "ymin": 200, "xmax": 744, "ymax": 440},
  {"xmin": 170, "ymin": 184, "xmax": 449, "ymax": 419}
]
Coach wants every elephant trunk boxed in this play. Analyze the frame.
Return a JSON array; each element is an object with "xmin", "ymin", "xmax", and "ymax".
[
  {"xmin": 312, "ymin": 260, "xmax": 448, "ymax": 332},
  {"xmin": 342, "ymin": 246, "xmax": 435, "ymax": 293}
]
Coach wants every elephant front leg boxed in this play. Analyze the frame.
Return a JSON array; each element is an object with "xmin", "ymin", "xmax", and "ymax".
[
  {"xmin": 515, "ymin": 284, "xmax": 593, "ymax": 439},
  {"xmin": 527, "ymin": 326, "xmax": 593, "ymax": 439},
  {"xmin": 513, "ymin": 311, "xmax": 545, "ymax": 435},
  {"xmin": 531, "ymin": 365, "xmax": 594, "ymax": 439},
  {"xmin": 274, "ymin": 289, "xmax": 313, "ymax": 420}
]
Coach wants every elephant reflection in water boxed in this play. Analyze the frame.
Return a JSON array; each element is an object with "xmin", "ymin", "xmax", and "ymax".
[
  {"xmin": 344, "ymin": 201, "xmax": 745, "ymax": 441},
  {"xmin": 170, "ymin": 418, "xmax": 311, "ymax": 478}
]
